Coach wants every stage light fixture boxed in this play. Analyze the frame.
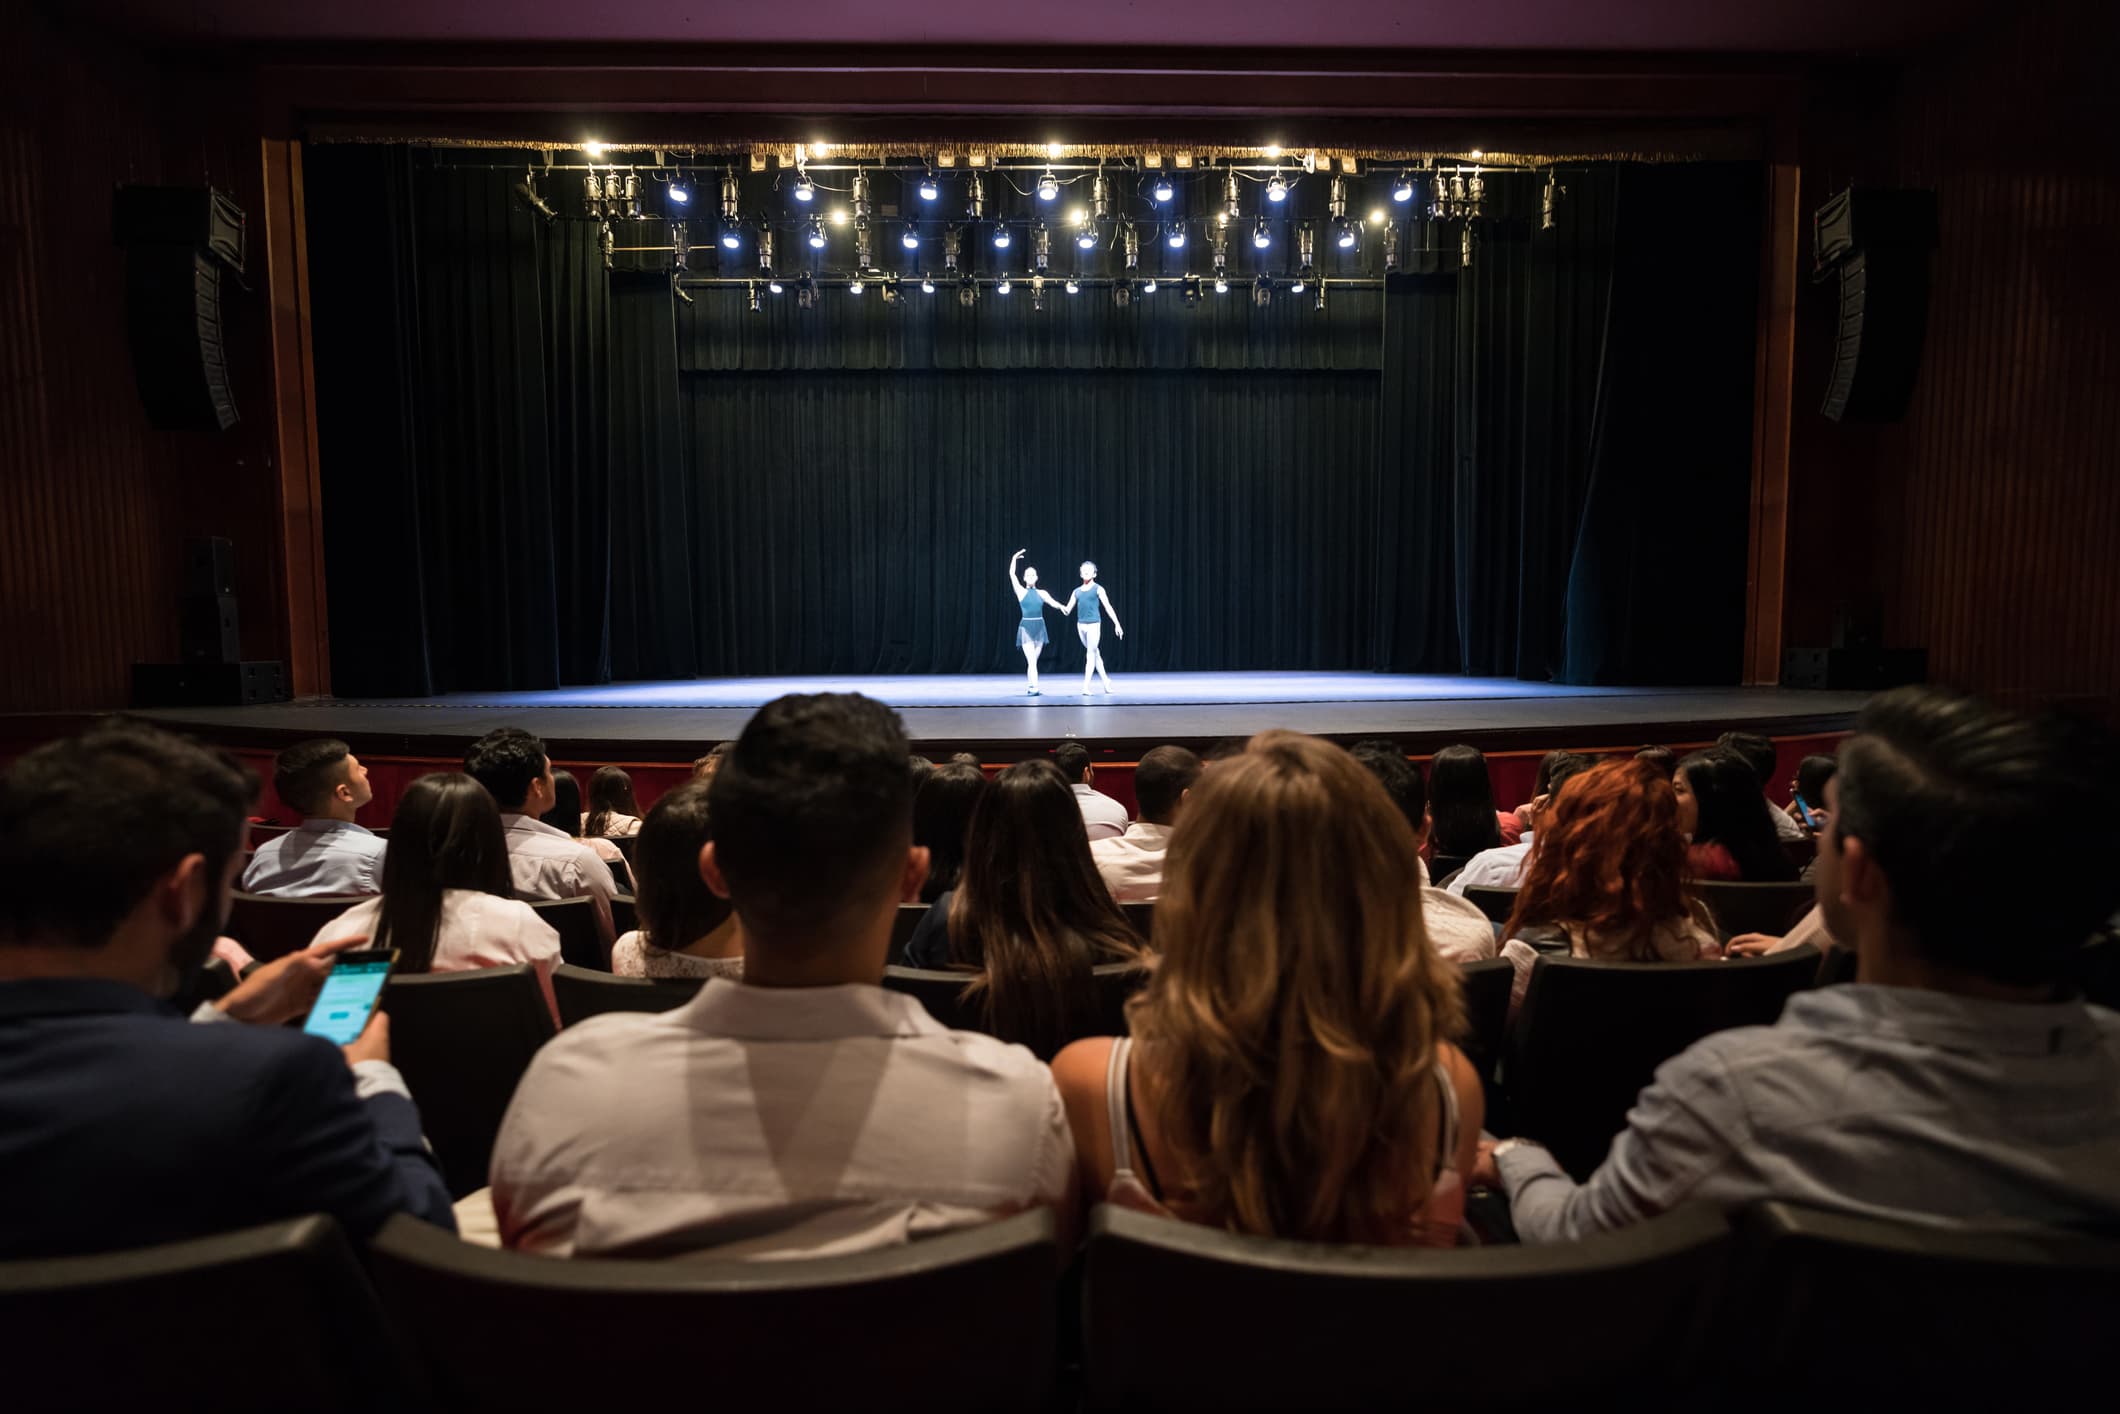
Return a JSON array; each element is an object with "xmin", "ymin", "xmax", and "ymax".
[
  {"xmin": 1182, "ymin": 277, "xmax": 1201, "ymax": 307},
  {"xmin": 1393, "ymin": 171, "xmax": 1414, "ymax": 203},
  {"xmin": 796, "ymin": 273, "xmax": 817, "ymax": 309},
  {"xmin": 806, "ymin": 217, "xmax": 827, "ymax": 249},
  {"xmin": 1266, "ymin": 173, "xmax": 1288, "ymax": 203},
  {"xmin": 719, "ymin": 167, "xmax": 739, "ymax": 218},
  {"xmin": 1214, "ymin": 273, "xmax": 1229, "ymax": 293},
  {"xmin": 1315, "ymin": 281, "xmax": 1327, "ymax": 313},
  {"xmin": 623, "ymin": 171, "xmax": 641, "ymax": 219},
  {"xmin": 1290, "ymin": 275, "xmax": 1307, "ymax": 294},
  {"xmin": 793, "ymin": 170, "xmax": 815, "ymax": 203},
  {"xmin": 1032, "ymin": 276, "xmax": 1047, "ymax": 312},
  {"xmin": 1383, "ymin": 221, "xmax": 1400, "ymax": 271},
  {"xmin": 848, "ymin": 276, "xmax": 864, "ymax": 294},
  {"xmin": 759, "ymin": 230, "xmax": 775, "ymax": 273},
  {"xmin": 967, "ymin": 173, "xmax": 986, "ymax": 220},
  {"xmin": 829, "ymin": 208, "xmax": 850, "ymax": 226},
  {"xmin": 944, "ymin": 226, "xmax": 962, "ymax": 273},
  {"xmin": 1037, "ymin": 170, "xmax": 1059, "ymax": 201},
  {"xmin": 1252, "ymin": 273, "xmax": 1272, "ymax": 306},
  {"xmin": 1076, "ymin": 224, "xmax": 1098, "ymax": 251},
  {"xmin": 1065, "ymin": 278, "xmax": 1080, "ymax": 294},
  {"xmin": 1152, "ymin": 174, "xmax": 1174, "ymax": 203},
  {"xmin": 1263, "ymin": 143, "xmax": 1282, "ymax": 159},
  {"xmin": 997, "ymin": 275, "xmax": 1012, "ymax": 294},
  {"xmin": 1223, "ymin": 167, "xmax": 1242, "ymax": 223},
  {"xmin": 1091, "ymin": 169, "xmax": 1111, "ymax": 221},
  {"xmin": 583, "ymin": 170, "xmax": 604, "ymax": 218},
  {"xmin": 1335, "ymin": 218, "xmax": 1357, "ymax": 249},
  {"xmin": 1369, "ymin": 208, "xmax": 1386, "ymax": 225},
  {"xmin": 902, "ymin": 225, "xmax": 921, "ymax": 250},
  {"xmin": 1034, "ymin": 221, "xmax": 1051, "ymax": 270},
  {"xmin": 670, "ymin": 222, "xmax": 689, "ymax": 270},
  {"xmin": 920, "ymin": 169, "xmax": 940, "ymax": 201},
  {"xmin": 922, "ymin": 274, "xmax": 937, "ymax": 293},
  {"xmin": 1166, "ymin": 221, "xmax": 1186, "ymax": 250},
  {"xmin": 959, "ymin": 277, "xmax": 978, "ymax": 308},
  {"xmin": 667, "ymin": 181, "xmax": 691, "ymax": 206},
  {"xmin": 1252, "ymin": 218, "xmax": 1271, "ymax": 249},
  {"xmin": 851, "ymin": 167, "xmax": 871, "ymax": 222},
  {"xmin": 599, "ymin": 220, "xmax": 614, "ymax": 269},
  {"xmin": 1541, "ymin": 169, "xmax": 1562, "ymax": 231},
  {"xmin": 1112, "ymin": 281, "xmax": 1132, "ymax": 309},
  {"xmin": 719, "ymin": 218, "xmax": 742, "ymax": 250},
  {"xmin": 514, "ymin": 168, "xmax": 556, "ymax": 222},
  {"xmin": 854, "ymin": 219, "xmax": 873, "ymax": 269},
  {"xmin": 1068, "ymin": 206, "xmax": 1087, "ymax": 227},
  {"xmin": 1141, "ymin": 278, "xmax": 1157, "ymax": 294},
  {"xmin": 747, "ymin": 282, "xmax": 762, "ymax": 313},
  {"xmin": 583, "ymin": 139, "xmax": 607, "ymax": 158},
  {"xmin": 992, "ymin": 224, "xmax": 1011, "ymax": 249}
]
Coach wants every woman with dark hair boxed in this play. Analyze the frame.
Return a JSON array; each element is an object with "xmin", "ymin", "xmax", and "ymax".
[
  {"xmin": 904, "ymin": 758, "xmax": 1143, "ymax": 1059},
  {"xmin": 611, "ymin": 781, "xmax": 742, "ymax": 980},
  {"xmin": 1675, "ymin": 750, "xmax": 1800, "ymax": 882},
  {"xmin": 1635, "ymin": 745, "xmax": 1680, "ymax": 780},
  {"xmin": 1500, "ymin": 759, "xmax": 1721, "ymax": 1012},
  {"xmin": 542, "ymin": 769, "xmax": 624, "ymax": 867},
  {"xmin": 913, "ymin": 762, "xmax": 990, "ymax": 904},
  {"xmin": 1427, "ymin": 745, "xmax": 1510, "ymax": 859},
  {"xmin": 582, "ymin": 766, "xmax": 643, "ymax": 839},
  {"xmin": 312, "ymin": 772, "xmax": 561, "ymax": 1020}
]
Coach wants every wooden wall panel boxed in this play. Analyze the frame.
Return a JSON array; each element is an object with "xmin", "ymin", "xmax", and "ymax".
[
  {"xmin": 1786, "ymin": 0, "xmax": 2120, "ymax": 715},
  {"xmin": 0, "ymin": 11, "xmax": 284, "ymax": 712}
]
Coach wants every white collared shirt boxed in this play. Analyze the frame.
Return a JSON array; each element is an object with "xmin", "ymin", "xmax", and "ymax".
[
  {"xmin": 1071, "ymin": 783, "xmax": 1130, "ymax": 841},
  {"xmin": 499, "ymin": 814, "xmax": 618, "ymax": 942},
  {"xmin": 1090, "ymin": 821, "xmax": 1172, "ymax": 902},
  {"xmin": 311, "ymin": 889, "xmax": 564, "ymax": 1021},
  {"xmin": 491, "ymin": 979, "xmax": 1075, "ymax": 1259},
  {"xmin": 1446, "ymin": 838, "xmax": 1534, "ymax": 895},
  {"xmin": 240, "ymin": 819, "xmax": 387, "ymax": 897}
]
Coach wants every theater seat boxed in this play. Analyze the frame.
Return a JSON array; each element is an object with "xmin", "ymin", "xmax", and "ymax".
[
  {"xmin": 1724, "ymin": 1201, "xmax": 2120, "ymax": 1407},
  {"xmin": 889, "ymin": 902, "xmax": 929, "ymax": 963},
  {"xmin": 1692, "ymin": 880, "xmax": 1816, "ymax": 940},
  {"xmin": 551, "ymin": 962, "xmax": 702, "ymax": 1027},
  {"xmin": 1081, "ymin": 1202, "xmax": 1731, "ymax": 1410},
  {"xmin": 609, "ymin": 893, "xmax": 637, "ymax": 939},
  {"xmin": 1507, "ymin": 948, "xmax": 1819, "ymax": 1180},
  {"xmin": 530, "ymin": 897, "xmax": 605, "ymax": 971},
  {"xmin": 1120, "ymin": 900, "xmax": 1154, "ymax": 940},
  {"xmin": 1456, "ymin": 957, "xmax": 1513, "ymax": 1119},
  {"xmin": 383, "ymin": 966, "xmax": 554, "ymax": 1197},
  {"xmin": 366, "ymin": 1207, "xmax": 1059, "ymax": 1411},
  {"xmin": 1461, "ymin": 885, "xmax": 1518, "ymax": 923},
  {"xmin": 882, "ymin": 964, "xmax": 979, "ymax": 1030},
  {"xmin": 0, "ymin": 1214, "xmax": 415, "ymax": 1413},
  {"xmin": 224, "ymin": 890, "xmax": 371, "ymax": 962}
]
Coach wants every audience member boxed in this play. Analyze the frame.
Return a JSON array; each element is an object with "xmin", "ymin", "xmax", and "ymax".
[
  {"xmin": 491, "ymin": 694, "xmax": 1074, "ymax": 1259},
  {"xmin": 1054, "ymin": 740, "xmax": 1128, "ymax": 840},
  {"xmin": 1498, "ymin": 759, "xmax": 1721, "ymax": 1012},
  {"xmin": 1505, "ymin": 748, "xmax": 1573, "ymax": 834},
  {"xmin": 1676, "ymin": 749, "xmax": 1800, "ymax": 881},
  {"xmin": 1634, "ymin": 744, "xmax": 1680, "ymax": 780},
  {"xmin": 1054, "ymin": 732, "xmax": 1482, "ymax": 1245},
  {"xmin": 1718, "ymin": 729, "xmax": 1807, "ymax": 841},
  {"xmin": 1201, "ymin": 737, "xmax": 1247, "ymax": 766},
  {"xmin": 465, "ymin": 728, "xmax": 617, "ymax": 947},
  {"xmin": 1481, "ymin": 686, "xmax": 2120, "ymax": 1238},
  {"xmin": 240, "ymin": 738, "xmax": 387, "ymax": 897},
  {"xmin": 1428, "ymin": 744, "xmax": 1510, "ymax": 857},
  {"xmin": 582, "ymin": 765, "xmax": 643, "ymax": 839},
  {"xmin": 913, "ymin": 761, "xmax": 990, "ymax": 904},
  {"xmin": 906, "ymin": 760, "xmax": 1145, "ymax": 1057},
  {"xmin": 1447, "ymin": 751, "xmax": 1597, "ymax": 896},
  {"xmin": 0, "ymin": 720, "xmax": 453, "ymax": 1257},
  {"xmin": 1091, "ymin": 745, "xmax": 1202, "ymax": 903},
  {"xmin": 691, "ymin": 743, "xmax": 730, "ymax": 781},
  {"xmin": 611, "ymin": 781, "xmax": 742, "ymax": 981},
  {"xmin": 1792, "ymin": 752, "xmax": 1838, "ymax": 832},
  {"xmin": 312, "ymin": 773, "xmax": 562, "ymax": 1021},
  {"xmin": 1346, "ymin": 739, "xmax": 1498, "ymax": 962},
  {"xmin": 947, "ymin": 751, "xmax": 983, "ymax": 768},
  {"xmin": 541, "ymin": 769, "xmax": 624, "ymax": 866},
  {"xmin": 908, "ymin": 753, "xmax": 936, "ymax": 786}
]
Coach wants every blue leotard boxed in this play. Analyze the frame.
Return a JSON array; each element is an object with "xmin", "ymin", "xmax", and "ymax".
[
  {"xmin": 1021, "ymin": 587, "xmax": 1042, "ymax": 620},
  {"xmin": 1075, "ymin": 583, "xmax": 1101, "ymax": 624}
]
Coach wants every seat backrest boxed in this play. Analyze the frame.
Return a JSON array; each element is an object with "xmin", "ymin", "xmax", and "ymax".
[
  {"xmin": 1728, "ymin": 1201, "xmax": 2120, "ymax": 1404},
  {"xmin": 552, "ymin": 962, "xmax": 702, "ymax": 1027},
  {"xmin": 611, "ymin": 833, "xmax": 639, "ymax": 867},
  {"xmin": 224, "ymin": 891, "xmax": 372, "ymax": 962},
  {"xmin": 1091, "ymin": 961, "xmax": 1150, "ymax": 1038},
  {"xmin": 1428, "ymin": 853, "xmax": 1471, "ymax": 883},
  {"xmin": 382, "ymin": 966, "xmax": 555, "ymax": 1197},
  {"xmin": 1454, "ymin": 958, "xmax": 1513, "ymax": 1111},
  {"xmin": 1692, "ymin": 880, "xmax": 1817, "ymax": 940},
  {"xmin": 530, "ymin": 896, "xmax": 605, "ymax": 971},
  {"xmin": 0, "ymin": 1215, "xmax": 415, "ymax": 1413},
  {"xmin": 1461, "ymin": 885, "xmax": 1518, "ymax": 923},
  {"xmin": 1508, "ymin": 947, "xmax": 1819, "ymax": 1179},
  {"xmin": 1120, "ymin": 900, "xmax": 1154, "ymax": 941},
  {"xmin": 1081, "ymin": 1202, "xmax": 1730, "ymax": 1410},
  {"xmin": 889, "ymin": 902, "xmax": 929, "ymax": 963},
  {"xmin": 881, "ymin": 964, "xmax": 980, "ymax": 1030},
  {"xmin": 367, "ymin": 1208, "xmax": 1058, "ymax": 1411},
  {"xmin": 609, "ymin": 893, "xmax": 637, "ymax": 939}
]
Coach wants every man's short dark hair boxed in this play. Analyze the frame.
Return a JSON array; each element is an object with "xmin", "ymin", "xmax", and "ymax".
[
  {"xmin": 1544, "ymin": 752, "xmax": 1598, "ymax": 799},
  {"xmin": 1347, "ymin": 739, "xmax": 1426, "ymax": 835},
  {"xmin": 1635, "ymin": 744, "xmax": 1680, "ymax": 779},
  {"xmin": 1715, "ymin": 730, "xmax": 1779, "ymax": 788},
  {"xmin": 1053, "ymin": 742, "xmax": 1092, "ymax": 782},
  {"xmin": 273, "ymin": 738, "xmax": 351, "ymax": 816},
  {"xmin": 0, "ymin": 720, "xmax": 256, "ymax": 950},
  {"xmin": 1134, "ymin": 746, "xmax": 1205, "ymax": 825},
  {"xmin": 464, "ymin": 728, "xmax": 548, "ymax": 812},
  {"xmin": 708, "ymin": 694, "xmax": 915, "ymax": 937},
  {"xmin": 1834, "ymin": 685, "xmax": 2120, "ymax": 985}
]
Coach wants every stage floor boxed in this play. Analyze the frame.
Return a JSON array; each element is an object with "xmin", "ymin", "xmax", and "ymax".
[{"xmin": 132, "ymin": 672, "xmax": 1872, "ymax": 757}]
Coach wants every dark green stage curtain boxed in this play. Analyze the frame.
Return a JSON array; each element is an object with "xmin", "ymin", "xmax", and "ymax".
[{"xmin": 608, "ymin": 273, "xmax": 696, "ymax": 679}]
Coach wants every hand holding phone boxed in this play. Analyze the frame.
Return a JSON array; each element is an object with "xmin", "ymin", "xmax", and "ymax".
[
  {"xmin": 1792, "ymin": 792, "xmax": 1820, "ymax": 831},
  {"xmin": 302, "ymin": 949, "xmax": 397, "ymax": 1047}
]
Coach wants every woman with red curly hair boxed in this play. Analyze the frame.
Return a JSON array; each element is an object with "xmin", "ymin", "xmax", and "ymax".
[{"xmin": 1499, "ymin": 758, "xmax": 1721, "ymax": 1013}]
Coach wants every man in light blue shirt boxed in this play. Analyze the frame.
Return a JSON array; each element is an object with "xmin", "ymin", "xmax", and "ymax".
[
  {"xmin": 240, "ymin": 739, "xmax": 387, "ymax": 897},
  {"xmin": 1478, "ymin": 685, "xmax": 2120, "ymax": 1239}
]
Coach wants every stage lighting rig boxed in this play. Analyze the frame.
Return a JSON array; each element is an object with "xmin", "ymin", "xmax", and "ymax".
[
  {"xmin": 1112, "ymin": 280, "xmax": 1131, "ymax": 309},
  {"xmin": 1223, "ymin": 166, "xmax": 1242, "ymax": 224},
  {"xmin": 922, "ymin": 274, "xmax": 937, "ymax": 293},
  {"xmin": 1065, "ymin": 278, "xmax": 1080, "ymax": 294},
  {"xmin": 671, "ymin": 222, "xmax": 690, "ymax": 270},
  {"xmin": 1034, "ymin": 221, "xmax": 1051, "ymax": 270},
  {"xmin": 759, "ymin": 229, "xmax": 775, "ymax": 274},
  {"xmin": 1541, "ymin": 169, "xmax": 1561, "ymax": 230},
  {"xmin": 599, "ymin": 221, "xmax": 615, "ymax": 269},
  {"xmin": 513, "ymin": 168, "xmax": 556, "ymax": 222},
  {"xmin": 967, "ymin": 172, "xmax": 985, "ymax": 221},
  {"xmin": 997, "ymin": 275, "xmax": 1012, "ymax": 295},
  {"xmin": 852, "ymin": 167, "xmax": 872, "ymax": 222},
  {"xmin": 944, "ymin": 226, "xmax": 962, "ymax": 274},
  {"xmin": 992, "ymin": 223, "xmax": 1012, "ymax": 250},
  {"xmin": 1031, "ymin": 273, "xmax": 1046, "ymax": 310},
  {"xmin": 719, "ymin": 167, "xmax": 738, "ymax": 220},
  {"xmin": 1252, "ymin": 217, "xmax": 1271, "ymax": 249},
  {"xmin": 793, "ymin": 167, "xmax": 815, "ymax": 203},
  {"xmin": 623, "ymin": 171, "xmax": 641, "ymax": 219},
  {"xmin": 583, "ymin": 170, "xmax": 604, "ymax": 218},
  {"xmin": 1467, "ymin": 168, "xmax": 1485, "ymax": 219},
  {"xmin": 1252, "ymin": 273, "xmax": 1272, "ymax": 307},
  {"xmin": 1314, "ymin": 281, "xmax": 1327, "ymax": 313},
  {"xmin": 1091, "ymin": 169, "xmax": 1112, "ymax": 222},
  {"xmin": 902, "ymin": 224, "xmax": 921, "ymax": 250},
  {"xmin": 958, "ymin": 276, "xmax": 978, "ymax": 308},
  {"xmin": 748, "ymin": 282, "xmax": 762, "ymax": 313},
  {"xmin": 1328, "ymin": 176, "xmax": 1356, "ymax": 249},
  {"xmin": 1393, "ymin": 170, "xmax": 1414, "ymax": 203},
  {"xmin": 1122, "ymin": 220, "xmax": 1139, "ymax": 272},
  {"xmin": 1037, "ymin": 169, "xmax": 1059, "ymax": 201},
  {"xmin": 796, "ymin": 273, "xmax": 817, "ymax": 308},
  {"xmin": 919, "ymin": 169, "xmax": 940, "ymax": 201},
  {"xmin": 855, "ymin": 219, "xmax": 873, "ymax": 269},
  {"xmin": 1382, "ymin": 221, "xmax": 1399, "ymax": 271},
  {"xmin": 806, "ymin": 216, "xmax": 827, "ymax": 249},
  {"xmin": 1141, "ymin": 278, "xmax": 1156, "ymax": 295},
  {"xmin": 1266, "ymin": 172, "xmax": 1288, "ymax": 203},
  {"xmin": 1152, "ymin": 173, "xmax": 1174, "ymax": 203},
  {"xmin": 1166, "ymin": 219, "xmax": 1186, "ymax": 250}
]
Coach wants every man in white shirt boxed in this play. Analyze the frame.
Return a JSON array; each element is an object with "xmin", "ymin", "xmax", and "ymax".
[
  {"xmin": 1447, "ymin": 752, "xmax": 1597, "ymax": 896},
  {"xmin": 464, "ymin": 728, "xmax": 616, "ymax": 948},
  {"xmin": 1055, "ymin": 740, "xmax": 1129, "ymax": 840},
  {"xmin": 1719, "ymin": 730, "xmax": 1808, "ymax": 842},
  {"xmin": 1091, "ymin": 745, "xmax": 1201, "ymax": 902},
  {"xmin": 240, "ymin": 738, "xmax": 388, "ymax": 897},
  {"xmin": 492, "ymin": 693, "xmax": 1076, "ymax": 1259},
  {"xmin": 1346, "ymin": 740, "xmax": 1498, "ymax": 963}
]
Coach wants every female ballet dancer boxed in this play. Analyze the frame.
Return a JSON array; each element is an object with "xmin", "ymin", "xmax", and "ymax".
[
  {"xmin": 1008, "ymin": 549, "xmax": 1072, "ymax": 695},
  {"xmin": 1063, "ymin": 560, "xmax": 1125, "ymax": 695}
]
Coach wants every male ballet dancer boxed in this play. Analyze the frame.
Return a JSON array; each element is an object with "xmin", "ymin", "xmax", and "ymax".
[{"xmin": 1063, "ymin": 561, "xmax": 1124, "ymax": 695}]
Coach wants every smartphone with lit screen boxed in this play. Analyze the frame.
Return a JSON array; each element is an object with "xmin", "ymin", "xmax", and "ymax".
[
  {"xmin": 301, "ymin": 949, "xmax": 397, "ymax": 1046},
  {"xmin": 1792, "ymin": 792, "xmax": 1820, "ymax": 831}
]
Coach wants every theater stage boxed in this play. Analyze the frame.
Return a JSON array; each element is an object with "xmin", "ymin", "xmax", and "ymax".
[{"xmin": 131, "ymin": 672, "xmax": 1871, "ymax": 760}]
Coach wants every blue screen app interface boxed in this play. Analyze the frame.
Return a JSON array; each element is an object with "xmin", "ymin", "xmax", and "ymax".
[{"xmin": 303, "ymin": 959, "xmax": 391, "ymax": 1045}]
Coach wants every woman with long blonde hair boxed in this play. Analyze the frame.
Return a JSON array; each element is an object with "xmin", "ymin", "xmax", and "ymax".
[{"xmin": 1053, "ymin": 731, "xmax": 1482, "ymax": 1246}]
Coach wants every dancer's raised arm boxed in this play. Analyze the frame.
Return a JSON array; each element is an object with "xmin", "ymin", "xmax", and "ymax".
[{"xmin": 1008, "ymin": 548, "xmax": 1029, "ymax": 598}]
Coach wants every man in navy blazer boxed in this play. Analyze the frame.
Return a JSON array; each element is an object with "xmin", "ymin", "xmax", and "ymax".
[{"xmin": 0, "ymin": 720, "xmax": 456, "ymax": 1259}]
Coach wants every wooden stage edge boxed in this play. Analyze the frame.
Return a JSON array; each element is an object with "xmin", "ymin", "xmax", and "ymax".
[{"xmin": 17, "ymin": 677, "xmax": 1880, "ymax": 764}]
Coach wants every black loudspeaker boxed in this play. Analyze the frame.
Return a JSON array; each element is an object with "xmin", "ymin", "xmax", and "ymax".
[
  {"xmin": 112, "ymin": 186, "xmax": 246, "ymax": 271},
  {"xmin": 122, "ymin": 247, "xmax": 239, "ymax": 431},
  {"xmin": 180, "ymin": 594, "xmax": 239, "ymax": 664},
  {"xmin": 184, "ymin": 536, "xmax": 237, "ymax": 596},
  {"xmin": 1781, "ymin": 646, "xmax": 1927, "ymax": 691},
  {"xmin": 1813, "ymin": 188, "xmax": 1938, "ymax": 424},
  {"xmin": 132, "ymin": 661, "xmax": 288, "ymax": 707}
]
